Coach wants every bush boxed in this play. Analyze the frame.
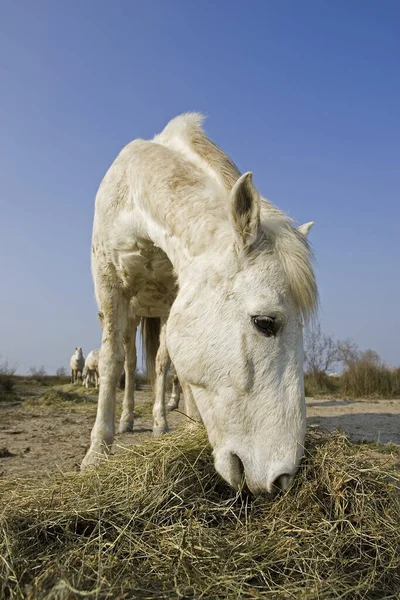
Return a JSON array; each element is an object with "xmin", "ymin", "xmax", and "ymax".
[
  {"xmin": 341, "ymin": 354, "xmax": 400, "ymax": 398},
  {"xmin": 304, "ymin": 324, "xmax": 339, "ymax": 375},
  {"xmin": 304, "ymin": 338, "xmax": 400, "ymax": 399},
  {"xmin": 304, "ymin": 371, "xmax": 341, "ymax": 397},
  {"xmin": 0, "ymin": 360, "xmax": 16, "ymax": 394},
  {"xmin": 28, "ymin": 365, "xmax": 47, "ymax": 383}
]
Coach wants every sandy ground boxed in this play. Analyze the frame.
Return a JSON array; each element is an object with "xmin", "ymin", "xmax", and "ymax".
[
  {"xmin": 0, "ymin": 381, "xmax": 399, "ymax": 481},
  {"xmin": 306, "ymin": 397, "xmax": 400, "ymax": 445}
]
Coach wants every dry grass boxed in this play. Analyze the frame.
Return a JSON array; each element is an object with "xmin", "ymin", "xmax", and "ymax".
[
  {"xmin": 30, "ymin": 385, "xmax": 98, "ymax": 404},
  {"xmin": 304, "ymin": 372, "xmax": 341, "ymax": 398},
  {"xmin": 22, "ymin": 384, "xmax": 153, "ymax": 419},
  {"xmin": 342, "ymin": 363, "xmax": 400, "ymax": 399},
  {"xmin": 304, "ymin": 365, "xmax": 400, "ymax": 400},
  {"xmin": 1, "ymin": 427, "xmax": 399, "ymax": 600}
]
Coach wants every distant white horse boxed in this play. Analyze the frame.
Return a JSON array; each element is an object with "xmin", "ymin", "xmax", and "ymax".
[
  {"xmin": 82, "ymin": 114, "xmax": 317, "ymax": 495},
  {"xmin": 84, "ymin": 349, "xmax": 100, "ymax": 388},
  {"xmin": 70, "ymin": 348, "xmax": 85, "ymax": 384}
]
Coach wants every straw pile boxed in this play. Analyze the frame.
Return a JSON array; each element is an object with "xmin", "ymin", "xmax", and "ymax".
[
  {"xmin": 1, "ymin": 427, "xmax": 399, "ymax": 599},
  {"xmin": 30, "ymin": 385, "xmax": 98, "ymax": 405}
]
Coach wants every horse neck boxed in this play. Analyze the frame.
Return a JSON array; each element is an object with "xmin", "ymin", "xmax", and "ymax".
[{"xmin": 140, "ymin": 185, "xmax": 233, "ymax": 283}]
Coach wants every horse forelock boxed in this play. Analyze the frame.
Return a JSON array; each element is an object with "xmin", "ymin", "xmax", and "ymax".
[{"xmin": 256, "ymin": 210, "xmax": 318, "ymax": 320}]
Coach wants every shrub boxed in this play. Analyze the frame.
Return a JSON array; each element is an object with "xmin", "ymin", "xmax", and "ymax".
[
  {"xmin": 0, "ymin": 360, "xmax": 16, "ymax": 394},
  {"xmin": 304, "ymin": 371, "xmax": 341, "ymax": 397},
  {"xmin": 342, "ymin": 353, "xmax": 400, "ymax": 398},
  {"xmin": 28, "ymin": 365, "xmax": 47, "ymax": 383}
]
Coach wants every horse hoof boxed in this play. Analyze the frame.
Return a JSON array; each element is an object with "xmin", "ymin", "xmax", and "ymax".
[
  {"xmin": 118, "ymin": 421, "xmax": 134, "ymax": 434},
  {"xmin": 153, "ymin": 425, "xmax": 169, "ymax": 436},
  {"xmin": 81, "ymin": 449, "xmax": 105, "ymax": 470},
  {"xmin": 166, "ymin": 402, "xmax": 179, "ymax": 412}
]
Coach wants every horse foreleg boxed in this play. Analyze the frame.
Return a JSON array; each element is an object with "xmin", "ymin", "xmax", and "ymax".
[
  {"xmin": 81, "ymin": 295, "xmax": 128, "ymax": 469},
  {"xmin": 119, "ymin": 315, "xmax": 139, "ymax": 433},
  {"xmin": 152, "ymin": 319, "xmax": 170, "ymax": 436},
  {"xmin": 86, "ymin": 369, "xmax": 94, "ymax": 388},
  {"xmin": 167, "ymin": 362, "xmax": 180, "ymax": 411}
]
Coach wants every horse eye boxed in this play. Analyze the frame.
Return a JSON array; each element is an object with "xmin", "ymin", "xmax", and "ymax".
[{"xmin": 251, "ymin": 316, "xmax": 280, "ymax": 337}]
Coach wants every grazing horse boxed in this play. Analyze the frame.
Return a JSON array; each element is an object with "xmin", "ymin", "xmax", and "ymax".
[
  {"xmin": 84, "ymin": 349, "xmax": 100, "ymax": 388},
  {"xmin": 82, "ymin": 114, "xmax": 317, "ymax": 495},
  {"xmin": 70, "ymin": 347, "xmax": 85, "ymax": 384}
]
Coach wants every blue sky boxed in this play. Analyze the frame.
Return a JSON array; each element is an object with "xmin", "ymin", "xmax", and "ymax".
[{"xmin": 1, "ymin": 0, "xmax": 399, "ymax": 373}]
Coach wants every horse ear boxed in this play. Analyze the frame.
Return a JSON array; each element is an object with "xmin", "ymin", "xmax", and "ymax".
[
  {"xmin": 297, "ymin": 221, "xmax": 314, "ymax": 238},
  {"xmin": 230, "ymin": 172, "xmax": 260, "ymax": 249}
]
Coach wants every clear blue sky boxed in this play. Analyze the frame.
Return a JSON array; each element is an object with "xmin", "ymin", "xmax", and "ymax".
[{"xmin": 1, "ymin": 0, "xmax": 399, "ymax": 374}]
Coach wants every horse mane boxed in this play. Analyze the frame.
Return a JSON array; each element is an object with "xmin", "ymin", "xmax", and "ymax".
[
  {"xmin": 261, "ymin": 214, "xmax": 318, "ymax": 319},
  {"xmin": 154, "ymin": 112, "xmax": 241, "ymax": 191},
  {"xmin": 156, "ymin": 113, "xmax": 318, "ymax": 318}
]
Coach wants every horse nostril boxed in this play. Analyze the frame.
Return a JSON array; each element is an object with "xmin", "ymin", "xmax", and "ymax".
[{"xmin": 271, "ymin": 473, "xmax": 293, "ymax": 493}]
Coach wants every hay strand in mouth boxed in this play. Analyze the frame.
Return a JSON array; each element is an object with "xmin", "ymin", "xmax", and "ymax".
[{"xmin": 1, "ymin": 427, "xmax": 399, "ymax": 599}]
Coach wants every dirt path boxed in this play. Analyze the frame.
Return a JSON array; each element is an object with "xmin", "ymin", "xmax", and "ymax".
[
  {"xmin": 306, "ymin": 397, "xmax": 400, "ymax": 444},
  {"xmin": 0, "ymin": 384, "xmax": 185, "ymax": 480},
  {"xmin": 1, "ymin": 382, "xmax": 399, "ymax": 481}
]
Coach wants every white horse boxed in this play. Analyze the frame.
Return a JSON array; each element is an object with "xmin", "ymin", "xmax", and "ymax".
[
  {"xmin": 84, "ymin": 349, "xmax": 100, "ymax": 388},
  {"xmin": 70, "ymin": 347, "xmax": 85, "ymax": 384},
  {"xmin": 82, "ymin": 114, "xmax": 317, "ymax": 495}
]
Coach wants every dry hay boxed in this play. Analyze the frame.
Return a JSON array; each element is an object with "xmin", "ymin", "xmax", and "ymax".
[
  {"xmin": 23, "ymin": 385, "xmax": 153, "ymax": 419},
  {"xmin": 0, "ymin": 427, "xmax": 399, "ymax": 600},
  {"xmin": 25, "ymin": 385, "xmax": 98, "ymax": 407}
]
